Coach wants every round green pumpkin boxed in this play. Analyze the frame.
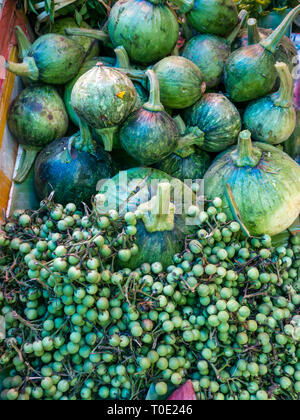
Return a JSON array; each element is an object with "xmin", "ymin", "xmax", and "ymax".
[
  {"xmin": 204, "ymin": 130, "xmax": 300, "ymax": 236},
  {"xmin": 153, "ymin": 56, "xmax": 206, "ymax": 109},
  {"xmin": 97, "ymin": 167, "xmax": 196, "ymax": 268},
  {"xmin": 184, "ymin": 93, "xmax": 241, "ymax": 153},
  {"xmin": 107, "ymin": 0, "xmax": 179, "ymax": 65}
]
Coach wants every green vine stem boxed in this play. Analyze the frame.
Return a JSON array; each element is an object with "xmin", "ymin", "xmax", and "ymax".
[
  {"xmin": 226, "ymin": 10, "xmax": 249, "ymax": 45},
  {"xmin": 247, "ymin": 18, "xmax": 261, "ymax": 45},
  {"xmin": 114, "ymin": 46, "xmax": 131, "ymax": 69},
  {"xmin": 231, "ymin": 130, "xmax": 262, "ymax": 168},
  {"xmin": 137, "ymin": 182, "xmax": 176, "ymax": 233},
  {"xmin": 6, "ymin": 57, "xmax": 39, "ymax": 81},
  {"xmin": 171, "ymin": 0, "xmax": 195, "ymax": 14},
  {"xmin": 260, "ymin": 5, "xmax": 300, "ymax": 53},
  {"xmin": 14, "ymin": 146, "xmax": 40, "ymax": 184},
  {"xmin": 95, "ymin": 127, "xmax": 119, "ymax": 152},
  {"xmin": 271, "ymin": 62, "xmax": 294, "ymax": 108},
  {"xmin": 64, "ymin": 27, "xmax": 110, "ymax": 42},
  {"xmin": 15, "ymin": 26, "xmax": 32, "ymax": 60},
  {"xmin": 143, "ymin": 70, "xmax": 165, "ymax": 112}
]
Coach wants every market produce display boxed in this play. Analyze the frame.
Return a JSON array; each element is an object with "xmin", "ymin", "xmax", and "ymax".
[
  {"xmin": 0, "ymin": 195, "xmax": 299, "ymax": 400},
  {"xmin": 1, "ymin": 0, "xmax": 300, "ymax": 402}
]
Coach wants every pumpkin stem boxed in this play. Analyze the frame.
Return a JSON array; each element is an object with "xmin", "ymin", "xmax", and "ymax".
[
  {"xmin": 143, "ymin": 70, "xmax": 164, "ymax": 112},
  {"xmin": 114, "ymin": 46, "xmax": 131, "ymax": 69},
  {"xmin": 271, "ymin": 62, "xmax": 294, "ymax": 108},
  {"xmin": 175, "ymin": 145, "xmax": 196, "ymax": 158},
  {"xmin": 95, "ymin": 127, "xmax": 119, "ymax": 152},
  {"xmin": 231, "ymin": 130, "xmax": 262, "ymax": 168},
  {"xmin": 260, "ymin": 5, "xmax": 300, "ymax": 53},
  {"xmin": 176, "ymin": 126, "xmax": 205, "ymax": 151},
  {"xmin": 247, "ymin": 18, "xmax": 261, "ymax": 45},
  {"xmin": 174, "ymin": 115, "xmax": 187, "ymax": 135},
  {"xmin": 15, "ymin": 26, "xmax": 32, "ymax": 60},
  {"xmin": 137, "ymin": 182, "xmax": 175, "ymax": 233},
  {"xmin": 226, "ymin": 10, "xmax": 248, "ymax": 45},
  {"xmin": 6, "ymin": 57, "xmax": 39, "ymax": 81},
  {"xmin": 171, "ymin": 0, "xmax": 195, "ymax": 14},
  {"xmin": 78, "ymin": 120, "xmax": 97, "ymax": 155},
  {"xmin": 65, "ymin": 27, "xmax": 110, "ymax": 42},
  {"xmin": 14, "ymin": 146, "xmax": 39, "ymax": 183}
]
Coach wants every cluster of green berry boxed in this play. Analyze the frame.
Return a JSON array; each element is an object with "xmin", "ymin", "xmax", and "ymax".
[{"xmin": 0, "ymin": 195, "xmax": 299, "ymax": 400}]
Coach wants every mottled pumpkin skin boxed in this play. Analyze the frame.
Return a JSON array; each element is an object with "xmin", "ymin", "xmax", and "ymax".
[
  {"xmin": 244, "ymin": 97, "xmax": 296, "ymax": 144},
  {"xmin": 28, "ymin": 34, "xmax": 85, "ymax": 84},
  {"xmin": 153, "ymin": 56, "xmax": 206, "ymax": 109},
  {"xmin": 182, "ymin": 35, "xmax": 230, "ymax": 88},
  {"xmin": 184, "ymin": 93, "xmax": 241, "ymax": 152},
  {"xmin": 8, "ymin": 85, "xmax": 68, "ymax": 148},
  {"xmin": 186, "ymin": 0, "xmax": 238, "ymax": 37},
  {"xmin": 204, "ymin": 143, "xmax": 300, "ymax": 236},
  {"xmin": 34, "ymin": 134, "xmax": 115, "ymax": 206},
  {"xmin": 98, "ymin": 167, "xmax": 196, "ymax": 269},
  {"xmin": 224, "ymin": 45, "xmax": 277, "ymax": 102},
  {"xmin": 71, "ymin": 66, "xmax": 137, "ymax": 129},
  {"xmin": 120, "ymin": 109, "xmax": 179, "ymax": 165},
  {"xmin": 50, "ymin": 17, "xmax": 100, "ymax": 60},
  {"xmin": 108, "ymin": 0, "xmax": 179, "ymax": 65},
  {"xmin": 156, "ymin": 149, "xmax": 211, "ymax": 181}
]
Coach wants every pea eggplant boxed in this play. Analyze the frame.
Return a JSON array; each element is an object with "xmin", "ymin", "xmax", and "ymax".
[
  {"xmin": 120, "ymin": 70, "xmax": 205, "ymax": 166},
  {"xmin": 64, "ymin": 47, "xmax": 147, "ymax": 127},
  {"xmin": 204, "ymin": 130, "xmax": 300, "ymax": 236},
  {"xmin": 97, "ymin": 167, "xmax": 196, "ymax": 268},
  {"xmin": 171, "ymin": 0, "xmax": 239, "ymax": 37},
  {"xmin": 244, "ymin": 62, "xmax": 296, "ymax": 145},
  {"xmin": 66, "ymin": 0, "xmax": 179, "ymax": 66},
  {"xmin": 34, "ymin": 132, "xmax": 115, "ymax": 207},
  {"xmin": 8, "ymin": 85, "xmax": 69, "ymax": 183},
  {"xmin": 182, "ymin": 10, "xmax": 248, "ymax": 89},
  {"xmin": 224, "ymin": 5, "xmax": 300, "ymax": 102},
  {"xmin": 71, "ymin": 63, "xmax": 137, "ymax": 152},
  {"xmin": 184, "ymin": 93, "xmax": 242, "ymax": 153},
  {"xmin": 6, "ymin": 28, "xmax": 87, "ymax": 85}
]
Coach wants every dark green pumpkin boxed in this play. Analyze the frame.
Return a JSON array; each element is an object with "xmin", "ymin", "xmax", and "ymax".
[
  {"xmin": 182, "ymin": 10, "xmax": 248, "ymax": 89},
  {"xmin": 243, "ymin": 62, "xmax": 296, "ymax": 145},
  {"xmin": 6, "ymin": 29, "xmax": 85, "ymax": 85},
  {"xmin": 224, "ymin": 5, "xmax": 300, "ymax": 102},
  {"xmin": 172, "ymin": 0, "xmax": 239, "ymax": 36},
  {"xmin": 97, "ymin": 167, "xmax": 196, "ymax": 268},
  {"xmin": 120, "ymin": 71, "xmax": 204, "ymax": 165},
  {"xmin": 184, "ymin": 93, "xmax": 241, "ymax": 153},
  {"xmin": 204, "ymin": 130, "xmax": 300, "ymax": 236},
  {"xmin": 108, "ymin": 0, "xmax": 179, "ymax": 65},
  {"xmin": 152, "ymin": 56, "xmax": 206, "ymax": 109},
  {"xmin": 34, "ymin": 133, "xmax": 115, "ymax": 207},
  {"xmin": 71, "ymin": 63, "xmax": 137, "ymax": 152},
  {"xmin": 7, "ymin": 85, "xmax": 69, "ymax": 183}
]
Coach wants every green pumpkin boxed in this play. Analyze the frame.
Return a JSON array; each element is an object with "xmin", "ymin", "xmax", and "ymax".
[
  {"xmin": 6, "ymin": 29, "xmax": 85, "ymax": 85},
  {"xmin": 49, "ymin": 17, "xmax": 100, "ymax": 60},
  {"xmin": 8, "ymin": 85, "xmax": 69, "ymax": 183},
  {"xmin": 233, "ymin": 18, "xmax": 297, "ymax": 82},
  {"xmin": 108, "ymin": 0, "xmax": 179, "ymax": 65},
  {"xmin": 152, "ymin": 56, "xmax": 206, "ymax": 109},
  {"xmin": 172, "ymin": 0, "xmax": 239, "ymax": 36},
  {"xmin": 204, "ymin": 130, "xmax": 300, "ymax": 236},
  {"xmin": 184, "ymin": 93, "xmax": 241, "ymax": 153},
  {"xmin": 34, "ymin": 133, "xmax": 115, "ymax": 207},
  {"xmin": 224, "ymin": 5, "xmax": 300, "ymax": 102},
  {"xmin": 120, "ymin": 71, "xmax": 204, "ymax": 165},
  {"xmin": 284, "ymin": 111, "xmax": 300, "ymax": 165},
  {"xmin": 182, "ymin": 10, "xmax": 248, "ymax": 89},
  {"xmin": 71, "ymin": 63, "xmax": 137, "ymax": 152},
  {"xmin": 97, "ymin": 167, "xmax": 197, "ymax": 268},
  {"xmin": 244, "ymin": 63, "xmax": 296, "ymax": 145},
  {"xmin": 64, "ymin": 48, "xmax": 147, "ymax": 128}
]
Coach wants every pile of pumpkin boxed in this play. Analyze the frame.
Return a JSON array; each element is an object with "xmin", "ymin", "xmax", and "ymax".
[{"xmin": 5, "ymin": 0, "xmax": 300, "ymax": 239}]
